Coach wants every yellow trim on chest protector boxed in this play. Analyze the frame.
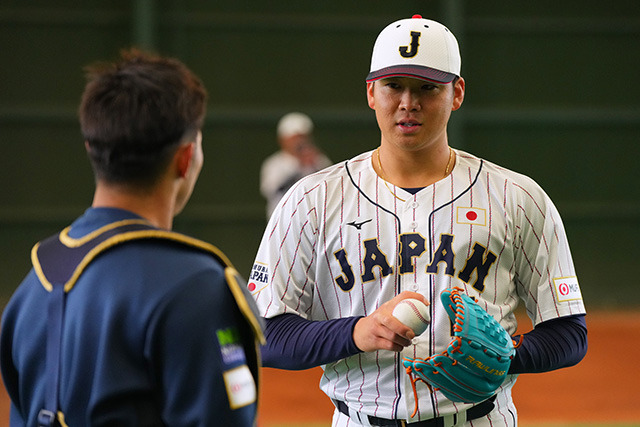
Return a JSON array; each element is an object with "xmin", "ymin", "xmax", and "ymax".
[{"xmin": 32, "ymin": 225, "xmax": 265, "ymax": 344}]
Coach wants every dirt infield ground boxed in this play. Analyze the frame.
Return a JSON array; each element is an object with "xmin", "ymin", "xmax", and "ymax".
[
  {"xmin": 258, "ymin": 311, "xmax": 640, "ymax": 426},
  {"xmin": 0, "ymin": 311, "xmax": 637, "ymax": 425}
]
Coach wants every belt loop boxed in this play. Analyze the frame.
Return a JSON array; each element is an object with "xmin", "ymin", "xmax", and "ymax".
[
  {"xmin": 442, "ymin": 414, "xmax": 454, "ymax": 427},
  {"xmin": 350, "ymin": 405, "xmax": 371, "ymax": 427},
  {"xmin": 441, "ymin": 408, "xmax": 470, "ymax": 427},
  {"xmin": 455, "ymin": 409, "xmax": 467, "ymax": 426}
]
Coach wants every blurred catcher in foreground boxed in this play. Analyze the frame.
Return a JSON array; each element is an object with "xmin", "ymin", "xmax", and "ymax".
[{"xmin": 0, "ymin": 49, "xmax": 263, "ymax": 427}]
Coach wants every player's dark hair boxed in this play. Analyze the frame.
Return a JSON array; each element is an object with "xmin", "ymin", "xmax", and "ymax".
[{"xmin": 79, "ymin": 48, "xmax": 208, "ymax": 187}]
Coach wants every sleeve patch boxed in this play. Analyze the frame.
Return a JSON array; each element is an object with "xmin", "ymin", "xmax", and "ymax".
[
  {"xmin": 223, "ymin": 365, "xmax": 257, "ymax": 409},
  {"xmin": 216, "ymin": 327, "xmax": 247, "ymax": 367},
  {"xmin": 248, "ymin": 262, "xmax": 269, "ymax": 294},
  {"xmin": 553, "ymin": 276, "xmax": 582, "ymax": 302}
]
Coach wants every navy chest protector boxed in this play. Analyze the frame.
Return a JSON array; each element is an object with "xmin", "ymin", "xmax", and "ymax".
[{"xmin": 32, "ymin": 219, "xmax": 264, "ymax": 427}]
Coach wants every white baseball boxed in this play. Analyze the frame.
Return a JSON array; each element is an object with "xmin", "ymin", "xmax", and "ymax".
[{"xmin": 392, "ymin": 299, "xmax": 430, "ymax": 335}]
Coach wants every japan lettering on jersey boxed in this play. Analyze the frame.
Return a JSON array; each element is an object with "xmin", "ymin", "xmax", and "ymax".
[{"xmin": 249, "ymin": 149, "xmax": 585, "ymax": 420}]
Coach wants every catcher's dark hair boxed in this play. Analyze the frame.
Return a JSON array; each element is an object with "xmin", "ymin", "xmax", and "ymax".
[{"xmin": 79, "ymin": 48, "xmax": 208, "ymax": 187}]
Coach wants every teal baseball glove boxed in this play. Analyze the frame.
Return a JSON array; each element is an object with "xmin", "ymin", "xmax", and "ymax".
[{"xmin": 403, "ymin": 287, "xmax": 514, "ymax": 411}]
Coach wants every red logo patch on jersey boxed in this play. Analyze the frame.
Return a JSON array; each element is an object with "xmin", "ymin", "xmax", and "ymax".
[
  {"xmin": 553, "ymin": 276, "xmax": 581, "ymax": 302},
  {"xmin": 456, "ymin": 207, "xmax": 486, "ymax": 226}
]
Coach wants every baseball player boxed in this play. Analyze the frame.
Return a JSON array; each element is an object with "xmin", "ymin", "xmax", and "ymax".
[
  {"xmin": 260, "ymin": 112, "xmax": 332, "ymax": 218},
  {"xmin": 250, "ymin": 15, "xmax": 587, "ymax": 427},
  {"xmin": 1, "ymin": 50, "xmax": 263, "ymax": 426}
]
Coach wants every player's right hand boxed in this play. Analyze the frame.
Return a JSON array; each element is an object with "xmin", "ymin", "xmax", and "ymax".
[{"xmin": 352, "ymin": 291, "xmax": 429, "ymax": 353}]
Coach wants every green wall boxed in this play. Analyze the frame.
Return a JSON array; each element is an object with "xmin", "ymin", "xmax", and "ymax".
[{"xmin": 1, "ymin": 1, "xmax": 639, "ymax": 308}]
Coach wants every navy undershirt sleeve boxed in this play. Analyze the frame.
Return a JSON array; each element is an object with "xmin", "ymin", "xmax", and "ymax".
[
  {"xmin": 261, "ymin": 314, "xmax": 363, "ymax": 370},
  {"xmin": 261, "ymin": 312, "xmax": 588, "ymax": 375},
  {"xmin": 508, "ymin": 314, "xmax": 587, "ymax": 374}
]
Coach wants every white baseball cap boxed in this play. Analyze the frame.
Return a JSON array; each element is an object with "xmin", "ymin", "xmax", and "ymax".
[
  {"xmin": 366, "ymin": 15, "xmax": 461, "ymax": 84},
  {"xmin": 277, "ymin": 112, "xmax": 314, "ymax": 139}
]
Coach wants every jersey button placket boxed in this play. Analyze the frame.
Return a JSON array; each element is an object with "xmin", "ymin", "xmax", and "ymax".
[
  {"xmin": 405, "ymin": 200, "xmax": 419, "ymax": 230},
  {"xmin": 403, "ymin": 200, "xmax": 421, "ymax": 292}
]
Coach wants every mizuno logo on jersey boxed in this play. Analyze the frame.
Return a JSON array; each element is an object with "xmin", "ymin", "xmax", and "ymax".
[
  {"xmin": 333, "ymin": 233, "xmax": 497, "ymax": 293},
  {"xmin": 347, "ymin": 219, "xmax": 372, "ymax": 230}
]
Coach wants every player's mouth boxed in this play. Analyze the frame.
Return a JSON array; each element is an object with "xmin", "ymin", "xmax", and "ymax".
[{"xmin": 397, "ymin": 119, "xmax": 421, "ymax": 133}]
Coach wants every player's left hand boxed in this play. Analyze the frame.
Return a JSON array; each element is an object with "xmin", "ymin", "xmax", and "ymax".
[
  {"xmin": 403, "ymin": 287, "xmax": 514, "ymax": 406},
  {"xmin": 353, "ymin": 291, "xmax": 429, "ymax": 353}
]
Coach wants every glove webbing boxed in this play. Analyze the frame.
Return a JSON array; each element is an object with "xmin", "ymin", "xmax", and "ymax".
[
  {"xmin": 404, "ymin": 288, "xmax": 493, "ymax": 417},
  {"xmin": 406, "ymin": 362, "xmax": 426, "ymax": 418},
  {"xmin": 448, "ymin": 287, "xmax": 468, "ymax": 333},
  {"xmin": 405, "ymin": 349, "xmax": 463, "ymax": 418}
]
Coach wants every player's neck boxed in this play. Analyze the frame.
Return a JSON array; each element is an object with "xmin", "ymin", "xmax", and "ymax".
[
  {"xmin": 374, "ymin": 144, "xmax": 455, "ymax": 188},
  {"xmin": 92, "ymin": 182, "xmax": 175, "ymax": 230}
]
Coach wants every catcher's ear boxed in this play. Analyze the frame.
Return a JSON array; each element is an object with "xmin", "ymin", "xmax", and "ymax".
[{"xmin": 176, "ymin": 142, "xmax": 195, "ymax": 178}]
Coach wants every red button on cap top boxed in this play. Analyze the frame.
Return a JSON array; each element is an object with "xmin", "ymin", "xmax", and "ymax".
[{"xmin": 412, "ymin": 14, "xmax": 423, "ymax": 19}]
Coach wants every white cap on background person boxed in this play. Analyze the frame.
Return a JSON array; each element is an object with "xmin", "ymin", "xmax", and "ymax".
[
  {"xmin": 277, "ymin": 112, "xmax": 314, "ymax": 139},
  {"xmin": 366, "ymin": 14, "xmax": 461, "ymax": 84}
]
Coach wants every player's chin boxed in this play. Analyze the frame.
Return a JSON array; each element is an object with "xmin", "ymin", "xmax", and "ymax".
[{"xmin": 391, "ymin": 129, "xmax": 428, "ymax": 147}]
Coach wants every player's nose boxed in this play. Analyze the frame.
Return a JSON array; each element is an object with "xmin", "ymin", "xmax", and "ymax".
[{"xmin": 399, "ymin": 88, "xmax": 421, "ymax": 111}]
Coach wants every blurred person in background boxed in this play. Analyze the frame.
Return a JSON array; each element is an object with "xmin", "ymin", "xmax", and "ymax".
[{"xmin": 260, "ymin": 112, "xmax": 332, "ymax": 218}]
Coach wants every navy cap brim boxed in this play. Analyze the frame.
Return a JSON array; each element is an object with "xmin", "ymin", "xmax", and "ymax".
[{"xmin": 366, "ymin": 65, "xmax": 457, "ymax": 84}]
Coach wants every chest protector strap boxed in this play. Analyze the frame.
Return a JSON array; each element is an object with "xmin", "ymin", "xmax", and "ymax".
[{"xmin": 32, "ymin": 219, "xmax": 264, "ymax": 427}]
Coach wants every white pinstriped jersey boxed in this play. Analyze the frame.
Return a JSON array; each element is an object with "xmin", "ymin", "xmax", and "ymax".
[{"xmin": 249, "ymin": 148, "xmax": 586, "ymax": 423}]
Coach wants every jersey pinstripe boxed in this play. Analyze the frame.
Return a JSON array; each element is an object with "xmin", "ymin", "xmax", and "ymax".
[{"xmin": 250, "ymin": 148, "xmax": 585, "ymax": 423}]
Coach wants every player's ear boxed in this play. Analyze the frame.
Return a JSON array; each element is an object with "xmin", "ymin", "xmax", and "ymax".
[
  {"xmin": 176, "ymin": 141, "xmax": 195, "ymax": 178},
  {"xmin": 451, "ymin": 77, "xmax": 465, "ymax": 111},
  {"xmin": 366, "ymin": 82, "xmax": 376, "ymax": 110}
]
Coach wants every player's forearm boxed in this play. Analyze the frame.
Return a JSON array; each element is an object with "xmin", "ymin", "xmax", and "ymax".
[
  {"xmin": 261, "ymin": 313, "xmax": 363, "ymax": 370},
  {"xmin": 508, "ymin": 314, "xmax": 587, "ymax": 374}
]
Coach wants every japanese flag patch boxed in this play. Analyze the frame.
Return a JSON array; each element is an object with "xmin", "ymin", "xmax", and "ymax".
[{"xmin": 457, "ymin": 207, "xmax": 486, "ymax": 226}]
